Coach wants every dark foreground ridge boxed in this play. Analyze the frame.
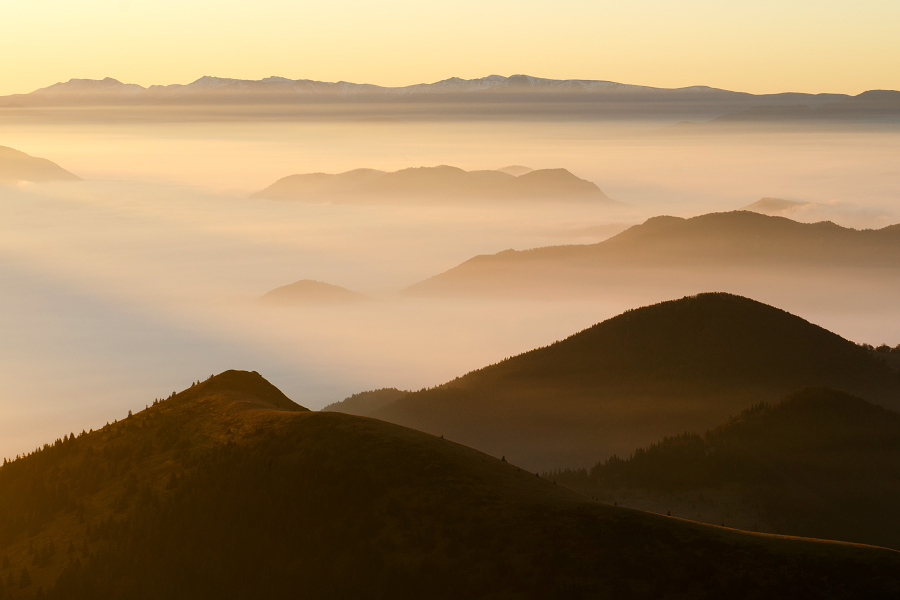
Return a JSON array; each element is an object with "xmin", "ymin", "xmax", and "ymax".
[
  {"xmin": 551, "ymin": 388, "xmax": 900, "ymax": 550},
  {"xmin": 372, "ymin": 293, "xmax": 900, "ymax": 470},
  {"xmin": 1, "ymin": 370, "xmax": 898, "ymax": 599}
]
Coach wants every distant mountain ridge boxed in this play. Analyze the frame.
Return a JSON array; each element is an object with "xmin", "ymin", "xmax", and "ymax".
[
  {"xmin": 371, "ymin": 293, "xmax": 900, "ymax": 470},
  {"xmin": 1, "ymin": 74, "xmax": 853, "ymax": 109},
  {"xmin": 0, "ymin": 145, "xmax": 81, "ymax": 184},
  {"xmin": 253, "ymin": 165, "xmax": 615, "ymax": 205},
  {"xmin": 406, "ymin": 211, "xmax": 900, "ymax": 297}
]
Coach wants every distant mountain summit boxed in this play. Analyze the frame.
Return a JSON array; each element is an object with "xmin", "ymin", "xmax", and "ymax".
[
  {"xmin": 372, "ymin": 293, "xmax": 900, "ymax": 469},
  {"xmin": 0, "ymin": 145, "xmax": 81, "ymax": 184},
  {"xmin": 259, "ymin": 280, "xmax": 367, "ymax": 305},
  {"xmin": 253, "ymin": 165, "xmax": 615, "ymax": 205}
]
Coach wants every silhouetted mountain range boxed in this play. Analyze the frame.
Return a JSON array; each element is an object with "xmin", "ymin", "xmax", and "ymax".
[
  {"xmin": 258, "ymin": 280, "xmax": 367, "ymax": 305},
  {"xmin": 551, "ymin": 388, "xmax": 900, "ymax": 551},
  {"xmin": 406, "ymin": 211, "xmax": 900, "ymax": 297},
  {"xmin": 370, "ymin": 293, "xmax": 900, "ymax": 469},
  {"xmin": 252, "ymin": 165, "xmax": 615, "ymax": 205},
  {"xmin": 1, "ymin": 370, "xmax": 897, "ymax": 599},
  {"xmin": 0, "ymin": 146, "xmax": 80, "ymax": 184}
]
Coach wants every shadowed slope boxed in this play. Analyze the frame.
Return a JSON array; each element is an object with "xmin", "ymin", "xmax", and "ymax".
[
  {"xmin": 323, "ymin": 388, "xmax": 408, "ymax": 415},
  {"xmin": 373, "ymin": 293, "xmax": 900, "ymax": 470},
  {"xmin": 405, "ymin": 211, "xmax": 900, "ymax": 297},
  {"xmin": 0, "ymin": 146, "xmax": 81, "ymax": 184},
  {"xmin": 553, "ymin": 388, "xmax": 900, "ymax": 550},
  {"xmin": 0, "ymin": 371, "xmax": 898, "ymax": 599}
]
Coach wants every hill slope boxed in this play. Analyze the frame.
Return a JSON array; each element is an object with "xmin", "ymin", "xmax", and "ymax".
[
  {"xmin": 372, "ymin": 293, "xmax": 900, "ymax": 469},
  {"xmin": 258, "ymin": 279, "xmax": 367, "ymax": 305},
  {"xmin": 323, "ymin": 388, "xmax": 408, "ymax": 415},
  {"xmin": 552, "ymin": 388, "xmax": 900, "ymax": 550},
  {"xmin": 252, "ymin": 165, "xmax": 615, "ymax": 205},
  {"xmin": 0, "ymin": 371, "xmax": 897, "ymax": 599},
  {"xmin": 0, "ymin": 146, "xmax": 81, "ymax": 184},
  {"xmin": 406, "ymin": 211, "xmax": 900, "ymax": 297}
]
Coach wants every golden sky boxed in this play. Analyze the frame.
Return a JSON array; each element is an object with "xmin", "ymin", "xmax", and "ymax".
[{"xmin": 2, "ymin": 0, "xmax": 899, "ymax": 96}]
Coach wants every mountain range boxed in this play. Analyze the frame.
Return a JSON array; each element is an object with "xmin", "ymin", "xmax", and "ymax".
[
  {"xmin": 354, "ymin": 293, "xmax": 900, "ymax": 470},
  {"xmin": 551, "ymin": 387, "xmax": 900, "ymax": 551},
  {"xmin": 252, "ymin": 165, "xmax": 615, "ymax": 205},
  {"xmin": 405, "ymin": 211, "xmax": 900, "ymax": 297},
  {"xmin": 1, "ymin": 370, "xmax": 897, "ymax": 599}
]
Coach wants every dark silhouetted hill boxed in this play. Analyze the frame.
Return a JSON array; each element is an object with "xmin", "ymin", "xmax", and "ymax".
[
  {"xmin": 551, "ymin": 388, "xmax": 900, "ymax": 550},
  {"xmin": 0, "ymin": 146, "xmax": 81, "ymax": 184},
  {"xmin": 323, "ymin": 388, "xmax": 408, "ymax": 415},
  {"xmin": 258, "ymin": 280, "xmax": 367, "ymax": 305},
  {"xmin": 373, "ymin": 294, "xmax": 900, "ymax": 469},
  {"xmin": 252, "ymin": 165, "xmax": 615, "ymax": 204},
  {"xmin": 405, "ymin": 211, "xmax": 900, "ymax": 297},
  {"xmin": 0, "ymin": 370, "xmax": 898, "ymax": 599},
  {"xmin": 710, "ymin": 90, "xmax": 900, "ymax": 124}
]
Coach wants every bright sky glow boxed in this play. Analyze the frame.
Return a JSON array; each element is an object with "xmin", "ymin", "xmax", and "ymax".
[{"xmin": 2, "ymin": 0, "xmax": 899, "ymax": 95}]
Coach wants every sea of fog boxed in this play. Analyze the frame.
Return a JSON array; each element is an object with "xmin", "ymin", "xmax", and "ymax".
[{"xmin": 1, "ymin": 117, "xmax": 899, "ymax": 459}]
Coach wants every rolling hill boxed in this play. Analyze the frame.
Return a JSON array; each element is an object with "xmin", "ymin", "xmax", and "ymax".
[
  {"xmin": 0, "ymin": 370, "xmax": 897, "ymax": 599},
  {"xmin": 258, "ymin": 280, "xmax": 368, "ymax": 305},
  {"xmin": 405, "ymin": 211, "xmax": 900, "ymax": 297},
  {"xmin": 0, "ymin": 146, "xmax": 81, "ymax": 184},
  {"xmin": 371, "ymin": 293, "xmax": 900, "ymax": 470},
  {"xmin": 252, "ymin": 165, "xmax": 615, "ymax": 205},
  {"xmin": 550, "ymin": 388, "xmax": 900, "ymax": 551}
]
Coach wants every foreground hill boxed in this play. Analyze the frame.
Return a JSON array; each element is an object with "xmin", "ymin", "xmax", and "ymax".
[
  {"xmin": 0, "ymin": 371, "xmax": 898, "ymax": 599},
  {"xmin": 371, "ymin": 294, "xmax": 900, "ymax": 469},
  {"xmin": 551, "ymin": 388, "xmax": 900, "ymax": 551},
  {"xmin": 258, "ymin": 279, "xmax": 367, "ymax": 305},
  {"xmin": 405, "ymin": 211, "xmax": 900, "ymax": 297},
  {"xmin": 0, "ymin": 146, "xmax": 81, "ymax": 184},
  {"xmin": 252, "ymin": 165, "xmax": 614, "ymax": 205}
]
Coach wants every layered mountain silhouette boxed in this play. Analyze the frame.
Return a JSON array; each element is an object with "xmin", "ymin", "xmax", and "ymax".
[
  {"xmin": 1, "ymin": 370, "xmax": 897, "ymax": 599},
  {"xmin": 369, "ymin": 293, "xmax": 900, "ymax": 470},
  {"xmin": 2, "ymin": 76, "xmax": 871, "ymax": 124},
  {"xmin": 406, "ymin": 211, "xmax": 900, "ymax": 297},
  {"xmin": 258, "ymin": 279, "xmax": 367, "ymax": 305},
  {"xmin": 552, "ymin": 388, "xmax": 900, "ymax": 551},
  {"xmin": 1, "ymin": 75, "xmax": 851, "ymax": 107},
  {"xmin": 252, "ymin": 165, "xmax": 614, "ymax": 205},
  {"xmin": 0, "ymin": 146, "xmax": 81, "ymax": 184}
]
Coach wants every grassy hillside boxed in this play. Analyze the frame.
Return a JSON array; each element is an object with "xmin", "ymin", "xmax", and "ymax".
[
  {"xmin": 373, "ymin": 293, "xmax": 900, "ymax": 469},
  {"xmin": 551, "ymin": 388, "xmax": 900, "ymax": 550},
  {"xmin": 0, "ymin": 371, "xmax": 898, "ymax": 599},
  {"xmin": 406, "ymin": 211, "xmax": 900, "ymax": 297}
]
